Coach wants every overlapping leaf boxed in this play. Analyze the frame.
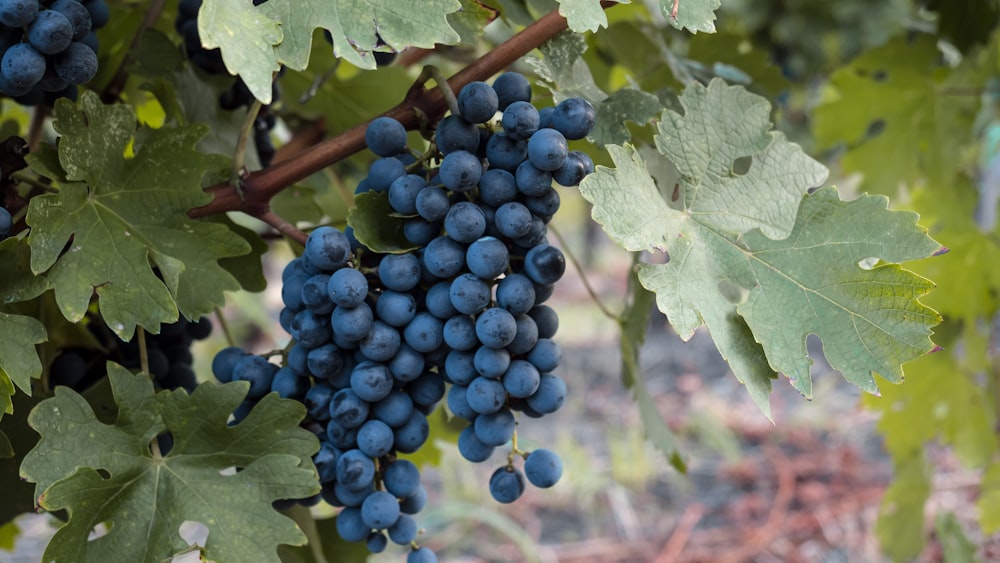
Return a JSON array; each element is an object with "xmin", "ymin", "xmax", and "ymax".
[
  {"xmin": 662, "ymin": 0, "xmax": 720, "ymax": 33},
  {"xmin": 199, "ymin": 0, "xmax": 462, "ymax": 102},
  {"xmin": 21, "ymin": 365, "xmax": 320, "ymax": 562},
  {"xmin": 0, "ymin": 237, "xmax": 50, "ymax": 405},
  {"xmin": 556, "ymin": 0, "xmax": 630, "ymax": 33},
  {"xmin": 25, "ymin": 92, "xmax": 250, "ymax": 340},
  {"xmin": 580, "ymin": 79, "xmax": 940, "ymax": 414}
]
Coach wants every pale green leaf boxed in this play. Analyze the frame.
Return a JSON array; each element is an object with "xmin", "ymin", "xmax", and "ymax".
[
  {"xmin": 198, "ymin": 0, "xmax": 283, "ymax": 103},
  {"xmin": 877, "ymin": 456, "xmax": 931, "ymax": 561},
  {"xmin": 556, "ymin": 0, "xmax": 630, "ymax": 32},
  {"xmin": 22, "ymin": 365, "xmax": 320, "ymax": 563},
  {"xmin": 592, "ymin": 88, "xmax": 661, "ymax": 147},
  {"xmin": 935, "ymin": 512, "xmax": 978, "ymax": 563},
  {"xmin": 663, "ymin": 0, "xmax": 720, "ymax": 33},
  {"xmin": 527, "ymin": 31, "xmax": 607, "ymax": 103},
  {"xmin": 25, "ymin": 92, "xmax": 250, "ymax": 339}
]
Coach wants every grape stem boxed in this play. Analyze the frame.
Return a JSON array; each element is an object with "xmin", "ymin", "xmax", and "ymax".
[
  {"xmin": 188, "ymin": 1, "xmax": 621, "ymax": 219},
  {"xmin": 421, "ymin": 65, "xmax": 461, "ymax": 116},
  {"xmin": 214, "ymin": 307, "xmax": 236, "ymax": 348},
  {"xmin": 232, "ymin": 98, "xmax": 264, "ymax": 200},
  {"xmin": 256, "ymin": 209, "xmax": 308, "ymax": 246},
  {"xmin": 137, "ymin": 326, "xmax": 150, "ymax": 376},
  {"xmin": 548, "ymin": 224, "xmax": 620, "ymax": 322}
]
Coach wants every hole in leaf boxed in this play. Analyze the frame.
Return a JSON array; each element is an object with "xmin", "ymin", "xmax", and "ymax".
[
  {"xmin": 178, "ymin": 520, "xmax": 210, "ymax": 548},
  {"xmin": 95, "ymin": 468, "xmax": 111, "ymax": 480},
  {"xmin": 87, "ymin": 521, "xmax": 112, "ymax": 542},
  {"xmin": 865, "ymin": 119, "xmax": 886, "ymax": 140},
  {"xmin": 717, "ymin": 279, "xmax": 748, "ymax": 305},
  {"xmin": 857, "ymin": 257, "xmax": 879, "ymax": 270},
  {"xmin": 731, "ymin": 156, "xmax": 752, "ymax": 176},
  {"xmin": 153, "ymin": 431, "xmax": 174, "ymax": 456},
  {"xmin": 219, "ymin": 466, "xmax": 238, "ymax": 477}
]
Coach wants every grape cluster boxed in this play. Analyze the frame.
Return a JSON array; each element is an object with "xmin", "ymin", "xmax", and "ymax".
[
  {"xmin": 0, "ymin": 0, "xmax": 106, "ymax": 104},
  {"xmin": 213, "ymin": 72, "xmax": 594, "ymax": 562},
  {"xmin": 50, "ymin": 315, "xmax": 213, "ymax": 392},
  {"xmin": 176, "ymin": 0, "xmax": 278, "ymax": 167}
]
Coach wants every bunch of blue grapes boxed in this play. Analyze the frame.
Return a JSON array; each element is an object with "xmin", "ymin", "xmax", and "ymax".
[
  {"xmin": 212, "ymin": 72, "xmax": 593, "ymax": 562},
  {"xmin": 0, "ymin": 0, "xmax": 107, "ymax": 104}
]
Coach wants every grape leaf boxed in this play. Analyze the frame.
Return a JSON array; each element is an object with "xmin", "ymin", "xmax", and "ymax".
[
  {"xmin": 448, "ymin": 0, "xmax": 499, "ymax": 44},
  {"xmin": 580, "ymin": 79, "xmax": 940, "ymax": 412},
  {"xmin": 347, "ymin": 192, "xmax": 418, "ymax": 254},
  {"xmin": 0, "ymin": 314, "xmax": 46, "ymax": 397},
  {"xmin": 662, "ymin": 0, "xmax": 720, "ymax": 33},
  {"xmin": 556, "ymin": 0, "xmax": 629, "ymax": 32},
  {"xmin": 876, "ymin": 456, "xmax": 932, "ymax": 561},
  {"xmin": 592, "ymin": 88, "xmax": 661, "ymax": 147},
  {"xmin": 205, "ymin": 0, "xmax": 462, "ymax": 102},
  {"xmin": 935, "ymin": 512, "xmax": 978, "ymax": 563},
  {"xmin": 527, "ymin": 31, "xmax": 607, "ymax": 103},
  {"xmin": 0, "ymin": 389, "xmax": 42, "ymax": 525},
  {"xmin": 21, "ymin": 364, "xmax": 320, "ymax": 562},
  {"xmin": 25, "ymin": 92, "xmax": 251, "ymax": 340}
]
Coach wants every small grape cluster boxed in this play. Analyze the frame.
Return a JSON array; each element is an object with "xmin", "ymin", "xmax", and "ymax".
[
  {"xmin": 176, "ymin": 0, "xmax": 278, "ymax": 167},
  {"xmin": 212, "ymin": 72, "xmax": 594, "ymax": 562},
  {"xmin": 0, "ymin": 0, "xmax": 107, "ymax": 104},
  {"xmin": 50, "ymin": 315, "xmax": 213, "ymax": 392}
]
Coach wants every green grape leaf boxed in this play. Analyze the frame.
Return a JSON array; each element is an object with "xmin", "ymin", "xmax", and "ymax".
[
  {"xmin": 213, "ymin": 215, "xmax": 269, "ymax": 293},
  {"xmin": 620, "ymin": 254, "xmax": 684, "ymax": 471},
  {"xmin": 0, "ymin": 236, "xmax": 52, "ymax": 304},
  {"xmin": 527, "ymin": 31, "xmax": 606, "ymax": 103},
  {"xmin": 348, "ymin": 191, "xmax": 417, "ymax": 254},
  {"xmin": 580, "ymin": 79, "xmax": 940, "ymax": 412},
  {"xmin": 25, "ymin": 92, "xmax": 250, "ymax": 340},
  {"xmin": 935, "ymin": 512, "xmax": 978, "ymax": 563},
  {"xmin": 197, "ymin": 0, "xmax": 283, "ymax": 103},
  {"xmin": 813, "ymin": 35, "xmax": 976, "ymax": 193},
  {"xmin": 0, "ymin": 313, "xmax": 46, "ymax": 396},
  {"xmin": 592, "ymin": 87, "xmax": 661, "ymax": 147},
  {"xmin": 876, "ymin": 456, "xmax": 931, "ymax": 561},
  {"xmin": 0, "ymin": 389, "xmax": 42, "ymax": 525},
  {"xmin": 980, "ymin": 461, "xmax": 1000, "ymax": 533},
  {"xmin": 556, "ymin": 0, "xmax": 629, "ymax": 32},
  {"xmin": 21, "ymin": 365, "xmax": 320, "ymax": 562},
  {"xmin": 449, "ymin": 0, "xmax": 499, "ymax": 44},
  {"xmin": 663, "ymin": 0, "xmax": 720, "ymax": 33}
]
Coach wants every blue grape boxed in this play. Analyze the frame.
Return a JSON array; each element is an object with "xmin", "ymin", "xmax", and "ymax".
[
  {"xmin": 435, "ymin": 114, "xmax": 479, "ymax": 155},
  {"xmin": 526, "ymin": 373, "xmax": 566, "ymax": 414},
  {"xmin": 400, "ymin": 486, "xmax": 428, "ymax": 514},
  {"xmin": 0, "ymin": 0, "xmax": 38, "ymax": 27},
  {"xmin": 408, "ymin": 371, "xmax": 445, "ymax": 407},
  {"xmin": 474, "ymin": 346, "xmax": 510, "ymax": 379},
  {"xmin": 331, "ymin": 303, "xmax": 374, "ymax": 341},
  {"xmin": 281, "ymin": 271, "xmax": 309, "ymax": 309},
  {"xmin": 372, "ymin": 389, "xmax": 414, "ymax": 427},
  {"xmin": 270, "ymin": 366, "xmax": 309, "ymax": 399},
  {"xmin": 422, "ymin": 236, "xmax": 465, "ymax": 279},
  {"xmin": 389, "ymin": 174, "xmax": 426, "ymax": 215},
  {"xmin": 359, "ymin": 321, "xmax": 401, "ymax": 362},
  {"xmin": 350, "ymin": 360, "xmax": 394, "ymax": 402},
  {"xmin": 424, "ymin": 280, "xmax": 458, "ymax": 319},
  {"xmin": 313, "ymin": 442, "xmax": 341, "ymax": 483},
  {"xmin": 475, "ymin": 307, "xmax": 517, "ymax": 349},
  {"xmin": 28, "ymin": 10, "xmax": 74, "ymax": 55},
  {"xmin": 524, "ymin": 187, "xmax": 560, "ymax": 220},
  {"xmin": 494, "ymin": 201, "xmax": 533, "ymax": 240},
  {"xmin": 408, "ymin": 546, "xmax": 439, "ymax": 563},
  {"xmin": 301, "ymin": 274, "xmax": 333, "ymax": 313},
  {"xmin": 478, "ymin": 168, "xmax": 518, "ymax": 207},
  {"xmin": 292, "ymin": 309, "xmax": 332, "ymax": 348},
  {"xmin": 286, "ymin": 342, "xmax": 309, "ymax": 374},
  {"xmin": 357, "ymin": 419, "xmax": 395, "ymax": 458},
  {"xmin": 388, "ymin": 513, "xmax": 418, "ymax": 545},
  {"xmin": 439, "ymin": 150, "xmax": 482, "ymax": 192},
  {"xmin": 466, "ymin": 376, "xmax": 506, "ymax": 414},
  {"xmin": 553, "ymin": 150, "xmax": 593, "ymax": 187},
  {"xmin": 325, "ymin": 421, "xmax": 359, "ymax": 450},
  {"xmin": 212, "ymin": 346, "xmax": 247, "ymax": 383},
  {"xmin": 415, "ymin": 186, "xmax": 450, "ymax": 221},
  {"xmin": 84, "ymin": 0, "xmax": 110, "ymax": 28},
  {"xmin": 457, "ymin": 80, "xmax": 499, "ymax": 123},
  {"xmin": 403, "ymin": 312, "xmax": 444, "ymax": 353},
  {"xmin": 526, "ymin": 128, "xmax": 568, "ymax": 172},
  {"xmin": 388, "ymin": 343, "xmax": 424, "ymax": 383},
  {"xmin": 304, "ymin": 382, "xmax": 336, "ymax": 420},
  {"xmin": 1, "ymin": 44, "xmax": 45, "ymax": 92},
  {"xmin": 458, "ymin": 424, "xmax": 494, "ymax": 462},
  {"xmin": 484, "ymin": 133, "xmax": 527, "ymax": 172},
  {"xmin": 327, "ymin": 267, "xmax": 368, "ymax": 308},
  {"xmin": 305, "ymin": 226, "xmax": 351, "ymax": 271},
  {"xmin": 366, "ymin": 116, "xmax": 408, "ymax": 157},
  {"xmin": 501, "ymin": 100, "xmax": 539, "ymax": 140},
  {"xmin": 330, "ymin": 388, "xmax": 370, "ymax": 429},
  {"xmin": 335, "ymin": 480, "xmax": 374, "ymax": 507},
  {"xmin": 507, "ymin": 314, "xmax": 539, "ymax": 356},
  {"xmin": 378, "ymin": 252, "xmax": 421, "ymax": 292},
  {"xmin": 466, "ymin": 236, "xmax": 509, "ymax": 279},
  {"xmin": 335, "ymin": 507, "xmax": 370, "ymax": 543},
  {"xmin": 447, "ymin": 385, "xmax": 477, "ymax": 420},
  {"xmin": 367, "ymin": 532, "xmax": 389, "ymax": 553},
  {"xmin": 524, "ymin": 244, "xmax": 565, "ymax": 284},
  {"xmin": 489, "ymin": 466, "xmax": 525, "ymax": 503},
  {"xmin": 515, "ymin": 160, "xmax": 552, "ymax": 197},
  {"xmin": 449, "ymin": 273, "xmax": 491, "ymax": 315},
  {"xmin": 404, "ymin": 218, "xmax": 440, "ymax": 246},
  {"xmin": 383, "ymin": 458, "xmax": 421, "ymax": 498},
  {"xmin": 336, "ymin": 449, "xmax": 377, "ymax": 491},
  {"xmin": 492, "ymin": 71, "xmax": 532, "ymax": 110},
  {"xmin": 368, "ymin": 157, "xmax": 406, "ymax": 192},
  {"xmin": 393, "ymin": 409, "xmax": 429, "ymax": 453},
  {"xmin": 51, "ymin": 0, "xmax": 92, "ymax": 41},
  {"xmin": 376, "ymin": 290, "xmax": 417, "ymax": 327},
  {"xmin": 444, "ymin": 349, "xmax": 477, "ymax": 385},
  {"xmin": 233, "ymin": 355, "xmax": 278, "ymax": 399},
  {"xmin": 524, "ymin": 448, "xmax": 563, "ymax": 488},
  {"xmin": 538, "ymin": 106, "xmax": 554, "ymax": 129},
  {"xmin": 495, "ymin": 273, "xmax": 536, "ymax": 316},
  {"xmin": 444, "ymin": 201, "xmax": 486, "ymax": 243},
  {"xmin": 474, "ymin": 408, "xmax": 515, "ymax": 446},
  {"xmin": 551, "ymin": 97, "xmax": 596, "ymax": 140},
  {"xmin": 527, "ymin": 338, "xmax": 561, "ymax": 372},
  {"xmin": 503, "ymin": 359, "xmax": 541, "ymax": 398},
  {"xmin": 443, "ymin": 315, "xmax": 477, "ymax": 351},
  {"xmin": 53, "ymin": 41, "xmax": 97, "ymax": 84}
]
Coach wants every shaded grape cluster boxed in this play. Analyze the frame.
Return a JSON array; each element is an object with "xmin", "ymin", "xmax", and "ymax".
[
  {"xmin": 50, "ymin": 315, "xmax": 213, "ymax": 392},
  {"xmin": 0, "ymin": 0, "xmax": 107, "ymax": 104},
  {"xmin": 213, "ymin": 72, "xmax": 594, "ymax": 562}
]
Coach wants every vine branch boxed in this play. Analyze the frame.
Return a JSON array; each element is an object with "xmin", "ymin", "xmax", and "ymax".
[{"xmin": 189, "ymin": 2, "xmax": 618, "ymax": 219}]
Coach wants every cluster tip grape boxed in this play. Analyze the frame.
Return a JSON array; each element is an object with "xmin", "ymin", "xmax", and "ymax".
[{"xmin": 213, "ymin": 71, "xmax": 595, "ymax": 561}]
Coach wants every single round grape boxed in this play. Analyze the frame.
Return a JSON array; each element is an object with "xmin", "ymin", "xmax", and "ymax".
[
  {"xmin": 466, "ymin": 236, "xmax": 509, "ymax": 279},
  {"xmin": 51, "ymin": 0, "xmax": 92, "ymax": 41},
  {"xmin": 393, "ymin": 410, "xmax": 429, "ymax": 453},
  {"xmin": 476, "ymin": 307, "xmax": 518, "ymax": 349},
  {"xmin": 524, "ymin": 244, "xmax": 566, "ymax": 285},
  {"xmin": 388, "ymin": 174, "xmax": 426, "ymax": 215},
  {"xmin": 493, "ymin": 71, "xmax": 532, "ymax": 110},
  {"xmin": 301, "ymin": 274, "xmax": 333, "ymax": 313},
  {"xmin": 424, "ymin": 280, "xmax": 458, "ymax": 320},
  {"xmin": 367, "ymin": 532, "xmax": 389, "ymax": 554},
  {"xmin": 495, "ymin": 274, "xmax": 536, "ymax": 316},
  {"xmin": 515, "ymin": 160, "xmax": 553, "ymax": 197},
  {"xmin": 1, "ymin": 44, "xmax": 46, "ymax": 92},
  {"xmin": 478, "ymin": 168, "xmax": 518, "ymax": 207},
  {"xmin": 327, "ymin": 268, "xmax": 368, "ymax": 308},
  {"xmin": 383, "ymin": 458, "xmax": 421, "ymax": 498},
  {"xmin": 357, "ymin": 419, "xmax": 394, "ymax": 458},
  {"xmin": 449, "ymin": 273, "xmax": 491, "ymax": 315},
  {"xmin": 28, "ymin": 10, "xmax": 74, "ymax": 55},
  {"xmin": 403, "ymin": 312, "xmax": 444, "ymax": 353},
  {"xmin": 336, "ymin": 449, "xmax": 377, "ymax": 491},
  {"xmin": 447, "ymin": 385, "xmax": 477, "ymax": 420},
  {"xmin": 415, "ymin": 186, "xmax": 450, "ymax": 221},
  {"xmin": 388, "ymin": 343, "xmax": 425, "ymax": 383},
  {"xmin": 335, "ymin": 480, "xmax": 374, "ymax": 507},
  {"xmin": 212, "ymin": 346, "xmax": 247, "ymax": 383},
  {"xmin": 85, "ymin": 0, "xmax": 110, "ymax": 28},
  {"xmin": 303, "ymin": 382, "xmax": 335, "ymax": 421},
  {"xmin": 527, "ymin": 128, "xmax": 569, "ymax": 172},
  {"xmin": 474, "ymin": 346, "xmax": 510, "ymax": 379},
  {"xmin": 368, "ymin": 157, "xmax": 406, "ymax": 192},
  {"xmin": 494, "ymin": 201, "xmax": 533, "ymax": 240},
  {"xmin": 507, "ymin": 314, "xmax": 539, "ymax": 357},
  {"xmin": 378, "ymin": 252, "xmax": 421, "ymax": 292},
  {"xmin": 325, "ymin": 420, "xmax": 359, "ymax": 450},
  {"xmin": 331, "ymin": 303, "xmax": 375, "ymax": 342},
  {"xmin": 553, "ymin": 150, "xmax": 593, "ymax": 187},
  {"xmin": 330, "ymin": 388, "xmax": 370, "ymax": 429},
  {"xmin": 444, "ymin": 201, "xmax": 486, "ymax": 243},
  {"xmin": 466, "ymin": 376, "xmax": 507, "ymax": 414},
  {"xmin": 408, "ymin": 546, "xmax": 439, "ymax": 563},
  {"xmin": 551, "ymin": 97, "xmax": 596, "ymax": 140},
  {"xmin": 232, "ymin": 355, "xmax": 278, "ymax": 399},
  {"xmin": 400, "ymin": 486, "xmax": 428, "ymax": 514},
  {"xmin": 457, "ymin": 80, "xmax": 499, "ymax": 123},
  {"xmin": 53, "ymin": 41, "xmax": 98, "ymax": 84},
  {"xmin": 409, "ymin": 371, "xmax": 445, "ymax": 407},
  {"xmin": 440, "ymin": 150, "xmax": 482, "ymax": 192},
  {"xmin": 305, "ymin": 226, "xmax": 351, "ymax": 271},
  {"xmin": 388, "ymin": 513, "xmax": 418, "ymax": 545},
  {"xmin": 292, "ymin": 309, "xmax": 332, "ymax": 348},
  {"xmin": 458, "ymin": 424, "xmax": 494, "ymax": 462},
  {"xmin": 335, "ymin": 506, "xmax": 369, "ymax": 543},
  {"xmin": 524, "ymin": 448, "xmax": 563, "ymax": 488},
  {"xmin": 526, "ymin": 338, "xmax": 561, "ymax": 372},
  {"xmin": 474, "ymin": 407, "xmax": 516, "ymax": 446},
  {"xmin": 359, "ymin": 321, "xmax": 401, "ymax": 362},
  {"xmin": 350, "ymin": 360, "xmax": 394, "ymax": 402},
  {"xmin": 525, "ymin": 187, "xmax": 561, "ymax": 220},
  {"xmin": 529, "ymin": 305, "xmax": 559, "ymax": 339},
  {"xmin": 501, "ymin": 100, "xmax": 540, "ymax": 141},
  {"xmin": 422, "ymin": 236, "xmax": 465, "ymax": 279},
  {"xmin": 269, "ymin": 366, "xmax": 307, "ymax": 400},
  {"xmin": 0, "ymin": 0, "xmax": 38, "ymax": 27},
  {"xmin": 313, "ymin": 442, "xmax": 341, "ymax": 483},
  {"xmin": 489, "ymin": 466, "xmax": 526, "ymax": 503},
  {"xmin": 484, "ymin": 133, "xmax": 527, "ymax": 172},
  {"xmin": 404, "ymin": 218, "xmax": 440, "ymax": 246},
  {"xmin": 376, "ymin": 290, "xmax": 417, "ymax": 327},
  {"xmin": 503, "ymin": 359, "xmax": 541, "ymax": 398},
  {"xmin": 373, "ymin": 390, "xmax": 414, "ymax": 427},
  {"xmin": 435, "ymin": 114, "xmax": 480, "ymax": 155},
  {"xmin": 366, "ymin": 116, "xmax": 408, "ymax": 157},
  {"xmin": 527, "ymin": 373, "xmax": 567, "ymax": 414},
  {"xmin": 443, "ymin": 315, "xmax": 478, "ymax": 351}
]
